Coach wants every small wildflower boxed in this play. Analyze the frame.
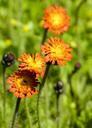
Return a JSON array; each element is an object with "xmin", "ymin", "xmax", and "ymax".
[
  {"xmin": 43, "ymin": 5, "xmax": 70, "ymax": 34},
  {"xmin": 41, "ymin": 37, "xmax": 72, "ymax": 65},
  {"xmin": 1, "ymin": 52, "xmax": 15, "ymax": 67},
  {"xmin": 18, "ymin": 53, "xmax": 45, "ymax": 78},
  {"xmin": 7, "ymin": 70, "xmax": 39, "ymax": 98}
]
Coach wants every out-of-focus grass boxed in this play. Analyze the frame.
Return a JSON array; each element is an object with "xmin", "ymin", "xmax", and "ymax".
[{"xmin": 0, "ymin": 0, "xmax": 92, "ymax": 128}]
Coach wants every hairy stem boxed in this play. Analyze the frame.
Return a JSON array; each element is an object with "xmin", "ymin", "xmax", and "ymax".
[
  {"xmin": 2, "ymin": 66, "xmax": 6, "ymax": 127},
  {"xmin": 68, "ymin": 75, "xmax": 75, "ymax": 98},
  {"xmin": 74, "ymin": 0, "xmax": 87, "ymax": 25},
  {"xmin": 56, "ymin": 94, "xmax": 60, "ymax": 128},
  {"xmin": 10, "ymin": 98, "xmax": 21, "ymax": 128},
  {"xmin": 41, "ymin": 29, "xmax": 48, "ymax": 45}
]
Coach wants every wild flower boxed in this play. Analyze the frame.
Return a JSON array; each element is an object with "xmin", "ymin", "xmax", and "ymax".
[
  {"xmin": 18, "ymin": 53, "xmax": 45, "ymax": 78},
  {"xmin": 41, "ymin": 37, "xmax": 72, "ymax": 65},
  {"xmin": 7, "ymin": 70, "xmax": 39, "ymax": 98},
  {"xmin": 43, "ymin": 5, "xmax": 70, "ymax": 34}
]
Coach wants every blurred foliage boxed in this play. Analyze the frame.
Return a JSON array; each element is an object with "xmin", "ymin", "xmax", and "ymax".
[{"xmin": 0, "ymin": 0, "xmax": 92, "ymax": 128}]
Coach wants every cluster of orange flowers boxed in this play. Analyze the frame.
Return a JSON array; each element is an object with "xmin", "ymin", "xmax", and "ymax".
[
  {"xmin": 7, "ymin": 5, "xmax": 72, "ymax": 98},
  {"xmin": 7, "ymin": 54, "xmax": 45, "ymax": 98}
]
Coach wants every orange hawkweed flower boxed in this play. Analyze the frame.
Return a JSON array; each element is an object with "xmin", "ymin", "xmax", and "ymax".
[
  {"xmin": 41, "ymin": 37, "xmax": 72, "ymax": 65},
  {"xmin": 43, "ymin": 5, "xmax": 70, "ymax": 34},
  {"xmin": 7, "ymin": 70, "xmax": 39, "ymax": 98},
  {"xmin": 18, "ymin": 53, "xmax": 45, "ymax": 78}
]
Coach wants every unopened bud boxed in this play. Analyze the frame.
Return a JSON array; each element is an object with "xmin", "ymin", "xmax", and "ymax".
[
  {"xmin": 72, "ymin": 62, "xmax": 81, "ymax": 74},
  {"xmin": 54, "ymin": 81, "xmax": 63, "ymax": 95},
  {"xmin": 1, "ymin": 52, "xmax": 15, "ymax": 67}
]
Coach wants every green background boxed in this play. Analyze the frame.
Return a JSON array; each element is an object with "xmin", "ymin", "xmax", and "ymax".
[{"xmin": 0, "ymin": 0, "xmax": 92, "ymax": 128}]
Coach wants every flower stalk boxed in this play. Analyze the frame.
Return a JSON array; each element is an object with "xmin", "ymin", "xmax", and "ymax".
[
  {"xmin": 41, "ymin": 29, "xmax": 48, "ymax": 44},
  {"xmin": 10, "ymin": 98, "xmax": 21, "ymax": 128},
  {"xmin": 74, "ymin": 0, "xmax": 87, "ymax": 26},
  {"xmin": 68, "ymin": 62, "xmax": 81, "ymax": 98},
  {"xmin": 1, "ymin": 52, "xmax": 15, "ymax": 127},
  {"xmin": 56, "ymin": 94, "xmax": 59, "ymax": 128},
  {"xmin": 2, "ymin": 65, "xmax": 6, "ymax": 127},
  {"xmin": 54, "ymin": 81, "xmax": 63, "ymax": 128}
]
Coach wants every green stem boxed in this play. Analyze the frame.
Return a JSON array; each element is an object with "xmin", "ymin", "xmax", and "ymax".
[
  {"xmin": 41, "ymin": 29, "xmax": 48, "ymax": 45},
  {"xmin": 2, "ymin": 66, "xmax": 6, "ymax": 127},
  {"xmin": 56, "ymin": 94, "xmax": 60, "ymax": 128},
  {"xmin": 44, "ymin": 85, "xmax": 49, "ymax": 128},
  {"xmin": 68, "ymin": 75, "xmax": 75, "ymax": 98},
  {"xmin": 10, "ymin": 98, "xmax": 21, "ymax": 128},
  {"xmin": 74, "ymin": 0, "xmax": 87, "ymax": 26},
  {"xmin": 37, "ymin": 64, "xmax": 50, "ymax": 128}
]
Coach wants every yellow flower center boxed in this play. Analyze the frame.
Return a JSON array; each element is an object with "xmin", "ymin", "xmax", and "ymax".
[
  {"xmin": 36, "ymin": 61, "xmax": 42, "ymax": 69},
  {"xmin": 28, "ymin": 58, "xmax": 37, "ymax": 68},
  {"xmin": 16, "ymin": 76, "xmax": 33, "ymax": 88},
  {"xmin": 51, "ymin": 45, "xmax": 63, "ymax": 58},
  {"xmin": 50, "ymin": 13, "xmax": 62, "ymax": 26},
  {"xmin": 28, "ymin": 57, "xmax": 42, "ymax": 71}
]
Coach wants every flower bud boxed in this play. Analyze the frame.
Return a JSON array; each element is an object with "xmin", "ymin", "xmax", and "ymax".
[
  {"xmin": 54, "ymin": 81, "xmax": 63, "ymax": 95},
  {"xmin": 1, "ymin": 52, "xmax": 15, "ymax": 67},
  {"xmin": 72, "ymin": 62, "xmax": 81, "ymax": 74}
]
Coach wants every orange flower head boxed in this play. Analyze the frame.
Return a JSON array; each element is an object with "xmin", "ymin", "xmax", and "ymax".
[
  {"xmin": 18, "ymin": 53, "xmax": 45, "ymax": 78},
  {"xmin": 7, "ymin": 70, "xmax": 39, "ymax": 98},
  {"xmin": 41, "ymin": 37, "xmax": 72, "ymax": 65},
  {"xmin": 43, "ymin": 5, "xmax": 70, "ymax": 34}
]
